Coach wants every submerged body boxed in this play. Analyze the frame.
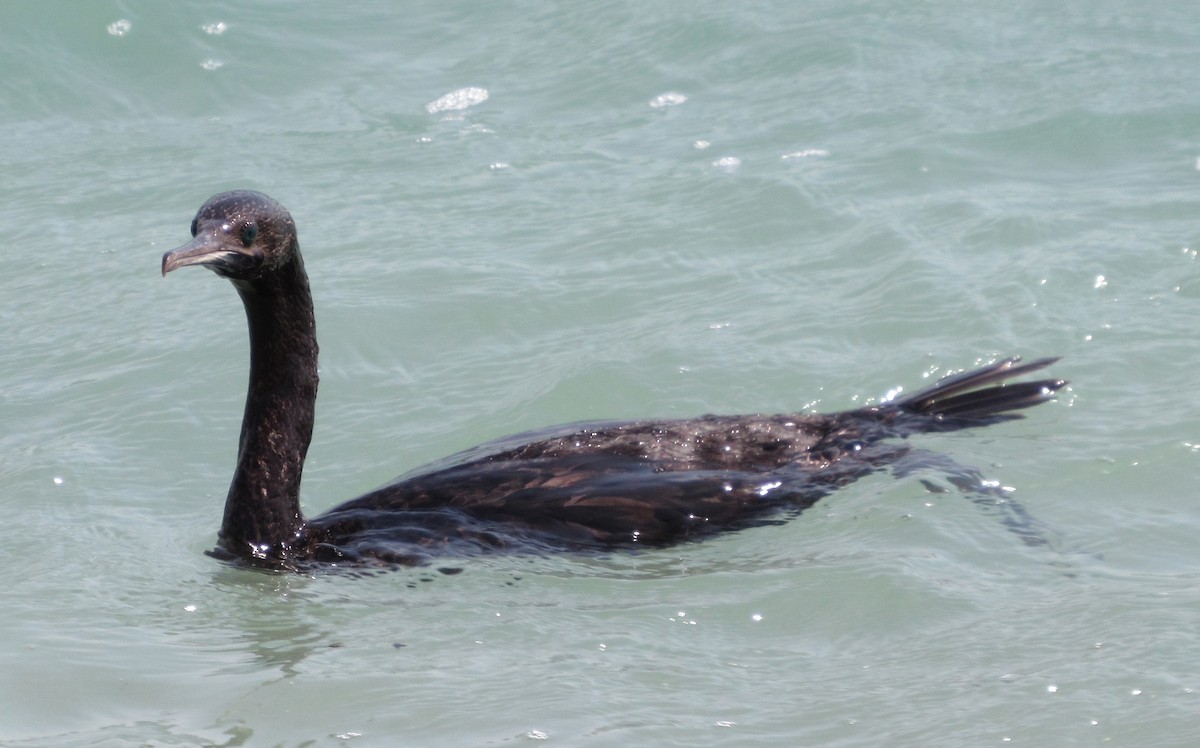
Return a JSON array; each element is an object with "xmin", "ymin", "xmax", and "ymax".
[{"xmin": 162, "ymin": 190, "xmax": 1065, "ymax": 570}]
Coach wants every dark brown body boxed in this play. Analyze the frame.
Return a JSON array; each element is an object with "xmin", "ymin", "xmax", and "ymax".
[{"xmin": 163, "ymin": 190, "xmax": 1065, "ymax": 571}]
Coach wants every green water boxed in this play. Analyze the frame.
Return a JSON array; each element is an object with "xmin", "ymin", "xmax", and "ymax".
[{"xmin": 2, "ymin": 1, "xmax": 1199, "ymax": 745}]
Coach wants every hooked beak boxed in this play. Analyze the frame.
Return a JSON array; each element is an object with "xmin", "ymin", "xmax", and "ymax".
[{"xmin": 161, "ymin": 233, "xmax": 260, "ymax": 278}]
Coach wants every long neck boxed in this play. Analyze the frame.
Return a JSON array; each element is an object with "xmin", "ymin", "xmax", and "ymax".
[{"xmin": 219, "ymin": 251, "xmax": 319, "ymax": 562}]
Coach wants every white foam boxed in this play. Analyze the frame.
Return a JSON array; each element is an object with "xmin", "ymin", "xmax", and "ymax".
[
  {"xmin": 425, "ymin": 87, "xmax": 490, "ymax": 114},
  {"xmin": 649, "ymin": 91, "xmax": 687, "ymax": 108},
  {"xmin": 781, "ymin": 149, "xmax": 830, "ymax": 159},
  {"xmin": 712, "ymin": 156, "xmax": 742, "ymax": 171}
]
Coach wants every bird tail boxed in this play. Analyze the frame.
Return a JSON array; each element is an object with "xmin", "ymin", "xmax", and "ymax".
[{"xmin": 884, "ymin": 356, "xmax": 1065, "ymax": 433}]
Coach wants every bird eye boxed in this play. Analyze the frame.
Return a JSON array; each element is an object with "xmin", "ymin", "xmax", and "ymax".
[
  {"xmin": 190, "ymin": 219, "xmax": 198, "ymax": 237},
  {"xmin": 241, "ymin": 223, "xmax": 258, "ymax": 247}
]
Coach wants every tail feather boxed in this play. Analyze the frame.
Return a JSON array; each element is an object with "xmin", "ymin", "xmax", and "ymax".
[{"xmin": 892, "ymin": 356, "xmax": 1065, "ymax": 425}]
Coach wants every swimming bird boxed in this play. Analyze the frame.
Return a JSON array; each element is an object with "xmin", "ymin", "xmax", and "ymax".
[{"xmin": 162, "ymin": 190, "xmax": 1065, "ymax": 570}]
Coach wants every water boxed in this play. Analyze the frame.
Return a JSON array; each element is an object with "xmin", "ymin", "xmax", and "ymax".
[{"xmin": 2, "ymin": 1, "xmax": 1199, "ymax": 745}]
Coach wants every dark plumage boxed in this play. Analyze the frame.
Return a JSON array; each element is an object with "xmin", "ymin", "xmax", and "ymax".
[{"xmin": 162, "ymin": 190, "xmax": 1065, "ymax": 570}]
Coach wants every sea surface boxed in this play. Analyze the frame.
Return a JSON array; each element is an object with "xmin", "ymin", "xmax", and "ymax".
[{"xmin": 2, "ymin": 2, "xmax": 1199, "ymax": 745}]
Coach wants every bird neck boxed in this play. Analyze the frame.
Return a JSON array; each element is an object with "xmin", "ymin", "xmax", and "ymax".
[{"xmin": 220, "ymin": 252, "xmax": 320, "ymax": 562}]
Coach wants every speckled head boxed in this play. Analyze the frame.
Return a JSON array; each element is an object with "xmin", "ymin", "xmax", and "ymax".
[{"xmin": 162, "ymin": 190, "xmax": 299, "ymax": 281}]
